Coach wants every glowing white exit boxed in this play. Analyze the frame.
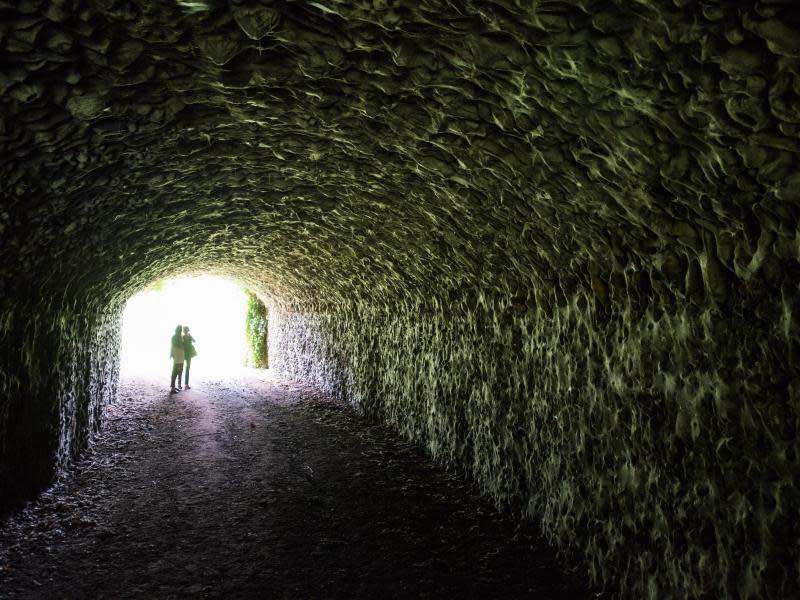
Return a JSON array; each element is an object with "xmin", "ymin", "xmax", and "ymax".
[{"xmin": 120, "ymin": 276, "xmax": 249, "ymax": 378}]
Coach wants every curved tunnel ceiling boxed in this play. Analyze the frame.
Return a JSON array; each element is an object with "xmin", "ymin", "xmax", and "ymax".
[{"xmin": 1, "ymin": 0, "xmax": 799, "ymax": 309}]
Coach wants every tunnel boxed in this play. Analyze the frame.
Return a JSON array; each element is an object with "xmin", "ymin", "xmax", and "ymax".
[{"xmin": 1, "ymin": 0, "xmax": 799, "ymax": 597}]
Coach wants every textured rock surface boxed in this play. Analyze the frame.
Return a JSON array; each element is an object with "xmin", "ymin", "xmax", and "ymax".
[
  {"xmin": 0, "ymin": 299, "xmax": 118, "ymax": 510},
  {"xmin": 271, "ymin": 294, "xmax": 799, "ymax": 598},
  {"xmin": 1, "ymin": 0, "xmax": 799, "ymax": 597}
]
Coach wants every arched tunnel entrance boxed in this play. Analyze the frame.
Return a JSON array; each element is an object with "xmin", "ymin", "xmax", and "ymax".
[
  {"xmin": 119, "ymin": 275, "xmax": 254, "ymax": 379},
  {"xmin": 1, "ymin": 0, "xmax": 799, "ymax": 597}
]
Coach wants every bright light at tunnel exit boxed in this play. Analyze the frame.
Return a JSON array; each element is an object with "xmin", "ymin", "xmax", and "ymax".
[{"xmin": 120, "ymin": 276, "xmax": 250, "ymax": 378}]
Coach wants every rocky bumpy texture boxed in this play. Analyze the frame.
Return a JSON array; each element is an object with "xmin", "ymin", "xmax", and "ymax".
[
  {"xmin": 271, "ymin": 294, "xmax": 798, "ymax": 598},
  {"xmin": 1, "ymin": 0, "xmax": 799, "ymax": 597}
]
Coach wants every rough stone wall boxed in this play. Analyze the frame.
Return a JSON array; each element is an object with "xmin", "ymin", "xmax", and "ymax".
[
  {"xmin": 0, "ymin": 298, "xmax": 120, "ymax": 512},
  {"xmin": 270, "ymin": 282, "xmax": 799, "ymax": 598},
  {"xmin": 1, "ymin": 0, "xmax": 799, "ymax": 596}
]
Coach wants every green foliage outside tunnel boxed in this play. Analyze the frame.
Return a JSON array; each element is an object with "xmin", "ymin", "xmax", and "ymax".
[{"xmin": 245, "ymin": 292, "xmax": 268, "ymax": 369}]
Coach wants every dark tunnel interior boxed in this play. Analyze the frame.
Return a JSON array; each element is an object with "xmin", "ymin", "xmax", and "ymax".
[{"xmin": 1, "ymin": 0, "xmax": 799, "ymax": 597}]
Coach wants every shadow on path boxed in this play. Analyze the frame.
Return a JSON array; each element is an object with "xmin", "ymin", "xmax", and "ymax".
[{"xmin": 0, "ymin": 370, "xmax": 599, "ymax": 599}]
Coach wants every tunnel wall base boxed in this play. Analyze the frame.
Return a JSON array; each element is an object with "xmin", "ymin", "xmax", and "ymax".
[
  {"xmin": 0, "ymin": 302, "xmax": 120, "ymax": 513},
  {"xmin": 270, "ymin": 292, "xmax": 799, "ymax": 599}
]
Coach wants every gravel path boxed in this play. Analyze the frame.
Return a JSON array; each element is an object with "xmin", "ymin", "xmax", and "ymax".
[{"xmin": 0, "ymin": 370, "xmax": 597, "ymax": 599}]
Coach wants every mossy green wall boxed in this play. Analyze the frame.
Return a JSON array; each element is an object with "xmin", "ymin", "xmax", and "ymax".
[
  {"xmin": 270, "ymin": 284, "xmax": 800, "ymax": 599},
  {"xmin": 245, "ymin": 292, "xmax": 269, "ymax": 369}
]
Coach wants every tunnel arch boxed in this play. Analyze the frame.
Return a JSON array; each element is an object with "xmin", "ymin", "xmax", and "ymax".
[{"xmin": 1, "ymin": 1, "xmax": 799, "ymax": 597}]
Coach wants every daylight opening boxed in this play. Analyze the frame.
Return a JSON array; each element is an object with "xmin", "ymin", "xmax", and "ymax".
[{"xmin": 120, "ymin": 276, "xmax": 250, "ymax": 378}]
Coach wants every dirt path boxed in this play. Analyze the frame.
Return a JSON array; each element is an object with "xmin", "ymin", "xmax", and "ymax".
[{"xmin": 0, "ymin": 370, "xmax": 597, "ymax": 599}]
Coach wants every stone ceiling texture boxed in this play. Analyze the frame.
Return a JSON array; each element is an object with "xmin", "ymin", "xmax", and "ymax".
[
  {"xmin": 2, "ymin": 1, "xmax": 800, "ymax": 598},
  {"xmin": 1, "ymin": 0, "xmax": 796, "ymax": 307}
]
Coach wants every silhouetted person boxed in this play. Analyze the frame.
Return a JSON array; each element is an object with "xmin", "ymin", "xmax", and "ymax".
[
  {"xmin": 183, "ymin": 326, "xmax": 197, "ymax": 389},
  {"xmin": 170, "ymin": 325, "xmax": 184, "ymax": 393}
]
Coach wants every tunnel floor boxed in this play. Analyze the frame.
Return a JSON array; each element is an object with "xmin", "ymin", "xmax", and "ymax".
[{"xmin": 0, "ymin": 371, "xmax": 597, "ymax": 599}]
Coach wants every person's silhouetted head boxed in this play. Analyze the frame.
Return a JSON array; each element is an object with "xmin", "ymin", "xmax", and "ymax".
[{"xmin": 174, "ymin": 325, "xmax": 182, "ymax": 336}]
